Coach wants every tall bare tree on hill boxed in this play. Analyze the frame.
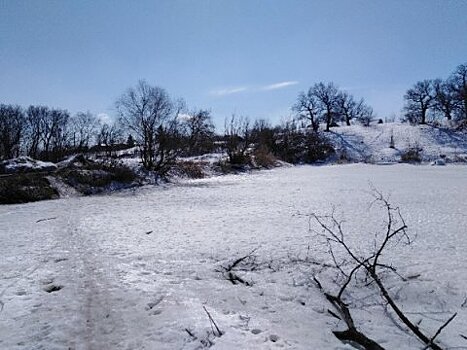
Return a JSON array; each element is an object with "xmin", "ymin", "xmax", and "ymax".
[
  {"xmin": 450, "ymin": 63, "xmax": 467, "ymax": 120},
  {"xmin": 432, "ymin": 79, "xmax": 457, "ymax": 121},
  {"xmin": 312, "ymin": 82, "xmax": 340, "ymax": 131},
  {"xmin": 403, "ymin": 80, "xmax": 434, "ymax": 124},
  {"xmin": 293, "ymin": 89, "xmax": 321, "ymax": 132}
]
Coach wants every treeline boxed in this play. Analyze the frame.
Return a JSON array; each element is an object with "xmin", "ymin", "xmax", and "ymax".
[
  {"xmin": 113, "ymin": 81, "xmax": 335, "ymax": 173},
  {"xmin": 1, "ymin": 62, "xmax": 465, "ymax": 172},
  {"xmin": 0, "ymin": 80, "xmax": 338, "ymax": 171},
  {"xmin": 403, "ymin": 63, "xmax": 467, "ymax": 124},
  {"xmin": 0, "ymin": 105, "xmax": 115, "ymax": 162},
  {"xmin": 292, "ymin": 82, "xmax": 375, "ymax": 131}
]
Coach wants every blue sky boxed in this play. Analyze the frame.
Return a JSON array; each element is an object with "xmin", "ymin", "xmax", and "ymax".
[{"xmin": 1, "ymin": 0, "xmax": 466, "ymax": 128}]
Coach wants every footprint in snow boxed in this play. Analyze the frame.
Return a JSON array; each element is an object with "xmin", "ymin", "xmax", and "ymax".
[
  {"xmin": 44, "ymin": 284, "xmax": 63, "ymax": 293},
  {"xmin": 269, "ymin": 334, "xmax": 279, "ymax": 342},
  {"xmin": 146, "ymin": 296, "xmax": 164, "ymax": 311}
]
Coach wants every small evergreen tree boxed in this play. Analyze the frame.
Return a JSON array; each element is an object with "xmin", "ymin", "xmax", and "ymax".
[{"xmin": 126, "ymin": 134, "xmax": 135, "ymax": 147}]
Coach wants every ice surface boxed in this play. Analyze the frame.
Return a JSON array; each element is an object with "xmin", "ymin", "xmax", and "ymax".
[{"xmin": 0, "ymin": 164, "xmax": 466, "ymax": 349}]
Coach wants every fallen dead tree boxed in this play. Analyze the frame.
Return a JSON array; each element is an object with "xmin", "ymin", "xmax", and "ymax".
[
  {"xmin": 218, "ymin": 248, "xmax": 258, "ymax": 286},
  {"xmin": 314, "ymin": 276, "xmax": 385, "ymax": 350},
  {"xmin": 310, "ymin": 190, "xmax": 457, "ymax": 350}
]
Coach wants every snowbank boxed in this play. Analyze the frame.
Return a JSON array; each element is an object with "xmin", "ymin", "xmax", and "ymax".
[{"xmin": 0, "ymin": 156, "xmax": 57, "ymax": 174}]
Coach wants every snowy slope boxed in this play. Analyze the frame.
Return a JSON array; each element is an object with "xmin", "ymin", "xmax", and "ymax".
[
  {"xmin": 326, "ymin": 123, "xmax": 467, "ymax": 163},
  {"xmin": 0, "ymin": 165, "xmax": 466, "ymax": 349}
]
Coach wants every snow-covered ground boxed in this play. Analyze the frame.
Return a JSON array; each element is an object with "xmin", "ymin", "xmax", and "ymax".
[
  {"xmin": 1, "ymin": 164, "xmax": 466, "ymax": 349},
  {"xmin": 327, "ymin": 123, "xmax": 467, "ymax": 163}
]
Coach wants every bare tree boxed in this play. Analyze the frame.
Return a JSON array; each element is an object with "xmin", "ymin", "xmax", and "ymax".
[
  {"xmin": 449, "ymin": 63, "xmax": 467, "ymax": 121},
  {"xmin": 116, "ymin": 80, "xmax": 182, "ymax": 172},
  {"xmin": 25, "ymin": 105, "xmax": 48, "ymax": 158},
  {"xmin": 224, "ymin": 115, "xmax": 251, "ymax": 165},
  {"xmin": 251, "ymin": 119, "xmax": 275, "ymax": 151},
  {"xmin": 432, "ymin": 79, "xmax": 458, "ymax": 121},
  {"xmin": 312, "ymin": 82, "xmax": 340, "ymax": 131},
  {"xmin": 336, "ymin": 91, "xmax": 357, "ymax": 126},
  {"xmin": 70, "ymin": 111, "xmax": 99, "ymax": 151},
  {"xmin": 296, "ymin": 84, "xmax": 375, "ymax": 129},
  {"xmin": 354, "ymin": 102, "xmax": 375, "ymax": 127},
  {"xmin": 183, "ymin": 109, "xmax": 215, "ymax": 156},
  {"xmin": 403, "ymin": 80, "xmax": 435, "ymax": 124},
  {"xmin": 293, "ymin": 89, "xmax": 320, "ymax": 132},
  {"xmin": 97, "ymin": 122, "xmax": 123, "ymax": 158},
  {"xmin": 23, "ymin": 106, "xmax": 72, "ymax": 161},
  {"xmin": 40, "ymin": 108, "xmax": 71, "ymax": 161},
  {"xmin": 0, "ymin": 104, "xmax": 24, "ymax": 160},
  {"xmin": 336, "ymin": 93, "xmax": 375, "ymax": 127}
]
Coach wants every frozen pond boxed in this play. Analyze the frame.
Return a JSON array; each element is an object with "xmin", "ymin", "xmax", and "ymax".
[{"xmin": 1, "ymin": 164, "xmax": 466, "ymax": 349}]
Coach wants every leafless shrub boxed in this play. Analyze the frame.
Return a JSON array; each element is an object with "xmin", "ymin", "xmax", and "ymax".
[
  {"xmin": 172, "ymin": 160, "xmax": 206, "ymax": 179},
  {"xmin": 252, "ymin": 146, "xmax": 277, "ymax": 168},
  {"xmin": 401, "ymin": 145, "xmax": 422, "ymax": 163}
]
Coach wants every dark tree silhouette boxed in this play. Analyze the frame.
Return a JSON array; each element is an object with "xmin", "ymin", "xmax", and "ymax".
[
  {"xmin": 403, "ymin": 80, "xmax": 435, "ymax": 124},
  {"xmin": 293, "ymin": 89, "xmax": 321, "ymax": 132},
  {"xmin": 41, "ymin": 108, "xmax": 71, "ymax": 161},
  {"xmin": 97, "ymin": 122, "xmax": 123, "ymax": 158},
  {"xmin": 449, "ymin": 63, "xmax": 467, "ymax": 120},
  {"xmin": 70, "ymin": 111, "xmax": 99, "ymax": 151},
  {"xmin": 25, "ymin": 105, "xmax": 48, "ymax": 159},
  {"xmin": 116, "ymin": 80, "xmax": 183, "ymax": 172},
  {"xmin": 224, "ymin": 115, "xmax": 251, "ymax": 165},
  {"xmin": 433, "ymin": 79, "xmax": 458, "ymax": 121},
  {"xmin": 183, "ymin": 109, "xmax": 215, "ymax": 156},
  {"xmin": 312, "ymin": 82, "xmax": 340, "ymax": 131},
  {"xmin": 0, "ymin": 104, "xmax": 24, "ymax": 160}
]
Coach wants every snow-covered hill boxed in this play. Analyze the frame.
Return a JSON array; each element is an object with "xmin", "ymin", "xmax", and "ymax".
[{"xmin": 326, "ymin": 123, "xmax": 467, "ymax": 163}]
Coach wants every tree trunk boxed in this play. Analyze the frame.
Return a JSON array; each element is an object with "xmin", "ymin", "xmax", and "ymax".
[
  {"xmin": 420, "ymin": 109, "xmax": 427, "ymax": 124},
  {"xmin": 326, "ymin": 108, "xmax": 332, "ymax": 131}
]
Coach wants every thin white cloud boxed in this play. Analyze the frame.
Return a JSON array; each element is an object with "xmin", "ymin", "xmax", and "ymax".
[
  {"xmin": 261, "ymin": 81, "xmax": 299, "ymax": 91},
  {"xmin": 210, "ymin": 81, "xmax": 298, "ymax": 96},
  {"xmin": 210, "ymin": 87, "xmax": 248, "ymax": 96}
]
